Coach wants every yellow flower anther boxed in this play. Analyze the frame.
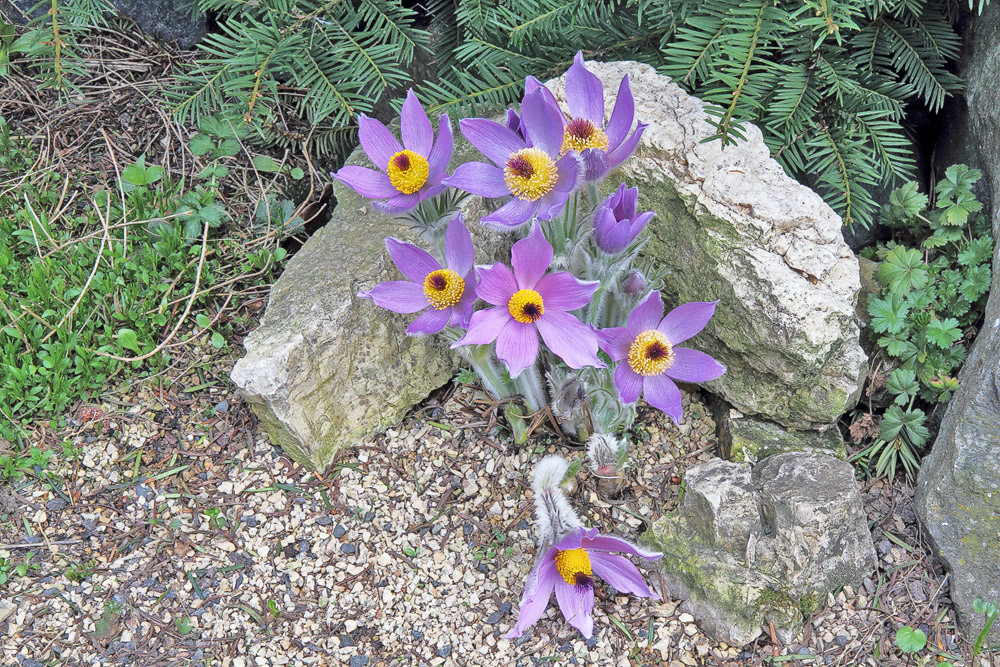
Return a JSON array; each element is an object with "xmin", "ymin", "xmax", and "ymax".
[
  {"xmin": 423, "ymin": 269, "xmax": 465, "ymax": 310},
  {"xmin": 554, "ymin": 548, "xmax": 593, "ymax": 586},
  {"xmin": 508, "ymin": 289, "xmax": 545, "ymax": 324},
  {"xmin": 386, "ymin": 149, "xmax": 429, "ymax": 194},
  {"xmin": 561, "ymin": 118, "xmax": 609, "ymax": 153},
  {"xmin": 504, "ymin": 148, "xmax": 558, "ymax": 201},
  {"xmin": 627, "ymin": 329, "xmax": 674, "ymax": 376}
]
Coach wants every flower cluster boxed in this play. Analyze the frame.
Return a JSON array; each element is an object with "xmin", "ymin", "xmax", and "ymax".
[{"xmin": 333, "ymin": 54, "xmax": 728, "ymax": 640}]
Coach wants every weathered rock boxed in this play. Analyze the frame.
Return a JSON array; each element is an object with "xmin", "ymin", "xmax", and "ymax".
[
  {"xmin": 2, "ymin": 0, "xmax": 206, "ymax": 48},
  {"xmin": 643, "ymin": 453, "xmax": 875, "ymax": 645},
  {"xmin": 916, "ymin": 2, "xmax": 1000, "ymax": 645},
  {"xmin": 231, "ymin": 140, "xmax": 507, "ymax": 469},
  {"xmin": 714, "ymin": 406, "xmax": 847, "ymax": 464},
  {"xmin": 549, "ymin": 62, "xmax": 868, "ymax": 429}
]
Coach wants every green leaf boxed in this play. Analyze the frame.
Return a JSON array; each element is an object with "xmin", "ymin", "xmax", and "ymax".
[
  {"xmin": 252, "ymin": 155, "xmax": 281, "ymax": 173},
  {"xmin": 894, "ymin": 625, "xmax": 926, "ymax": 654},
  {"xmin": 925, "ymin": 318, "xmax": 962, "ymax": 348},
  {"xmin": 886, "ymin": 368, "xmax": 919, "ymax": 403},
  {"xmin": 289, "ymin": 167, "xmax": 304, "ymax": 180},
  {"xmin": 211, "ymin": 331, "xmax": 225, "ymax": 349},
  {"xmin": 195, "ymin": 314, "xmax": 211, "ymax": 329},
  {"xmin": 175, "ymin": 615, "xmax": 193, "ymax": 635},
  {"xmin": 117, "ymin": 329, "xmax": 140, "ymax": 354},
  {"xmin": 878, "ymin": 246, "xmax": 929, "ymax": 295},
  {"xmin": 869, "ymin": 294, "xmax": 910, "ymax": 334},
  {"xmin": 188, "ymin": 134, "xmax": 215, "ymax": 156}
]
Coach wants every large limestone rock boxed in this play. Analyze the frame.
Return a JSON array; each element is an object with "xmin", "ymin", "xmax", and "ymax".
[
  {"xmin": 550, "ymin": 62, "xmax": 868, "ymax": 429},
  {"xmin": 713, "ymin": 405, "xmax": 847, "ymax": 464},
  {"xmin": 643, "ymin": 453, "xmax": 876, "ymax": 645},
  {"xmin": 916, "ymin": 3, "xmax": 1000, "ymax": 644}
]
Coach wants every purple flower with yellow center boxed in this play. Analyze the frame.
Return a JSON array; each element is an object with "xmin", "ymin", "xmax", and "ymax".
[
  {"xmin": 445, "ymin": 88, "xmax": 578, "ymax": 228},
  {"xmin": 562, "ymin": 51, "xmax": 646, "ymax": 182},
  {"xmin": 593, "ymin": 183, "xmax": 655, "ymax": 254},
  {"xmin": 505, "ymin": 526, "xmax": 662, "ymax": 639},
  {"xmin": 452, "ymin": 222, "xmax": 603, "ymax": 377},
  {"xmin": 333, "ymin": 89, "xmax": 452, "ymax": 213},
  {"xmin": 357, "ymin": 214, "xmax": 477, "ymax": 335},
  {"xmin": 597, "ymin": 291, "xmax": 725, "ymax": 424}
]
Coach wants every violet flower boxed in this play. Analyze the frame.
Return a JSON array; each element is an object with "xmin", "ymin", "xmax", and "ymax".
[
  {"xmin": 334, "ymin": 90, "xmax": 452, "ymax": 213},
  {"xmin": 445, "ymin": 88, "xmax": 578, "ymax": 228},
  {"xmin": 452, "ymin": 222, "xmax": 603, "ymax": 377},
  {"xmin": 562, "ymin": 51, "xmax": 647, "ymax": 182},
  {"xmin": 597, "ymin": 291, "xmax": 725, "ymax": 424},
  {"xmin": 358, "ymin": 214, "xmax": 477, "ymax": 335},
  {"xmin": 593, "ymin": 183, "xmax": 655, "ymax": 254},
  {"xmin": 506, "ymin": 526, "xmax": 662, "ymax": 638}
]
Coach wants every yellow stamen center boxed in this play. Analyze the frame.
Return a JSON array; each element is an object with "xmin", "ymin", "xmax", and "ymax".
[
  {"xmin": 423, "ymin": 269, "xmax": 465, "ymax": 310},
  {"xmin": 554, "ymin": 548, "xmax": 593, "ymax": 586},
  {"xmin": 628, "ymin": 329, "xmax": 674, "ymax": 376},
  {"xmin": 561, "ymin": 118, "xmax": 609, "ymax": 153},
  {"xmin": 386, "ymin": 150, "xmax": 429, "ymax": 195},
  {"xmin": 507, "ymin": 289, "xmax": 544, "ymax": 324},
  {"xmin": 504, "ymin": 148, "xmax": 558, "ymax": 201}
]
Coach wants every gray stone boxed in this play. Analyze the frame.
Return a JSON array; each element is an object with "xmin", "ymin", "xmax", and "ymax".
[
  {"xmin": 643, "ymin": 452, "xmax": 875, "ymax": 645},
  {"xmin": 546, "ymin": 62, "xmax": 868, "ymax": 429},
  {"xmin": 916, "ymin": 5, "xmax": 1000, "ymax": 646},
  {"xmin": 2, "ymin": 0, "xmax": 205, "ymax": 48},
  {"xmin": 714, "ymin": 407, "xmax": 847, "ymax": 464}
]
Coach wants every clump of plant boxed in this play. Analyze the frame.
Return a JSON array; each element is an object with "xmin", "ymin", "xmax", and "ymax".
[{"xmin": 852, "ymin": 165, "xmax": 993, "ymax": 479}]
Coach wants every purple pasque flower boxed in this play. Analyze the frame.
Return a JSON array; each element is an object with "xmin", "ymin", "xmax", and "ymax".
[
  {"xmin": 445, "ymin": 88, "xmax": 578, "ymax": 229},
  {"xmin": 505, "ymin": 526, "xmax": 662, "ymax": 639},
  {"xmin": 452, "ymin": 222, "xmax": 603, "ymax": 377},
  {"xmin": 358, "ymin": 214, "xmax": 477, "ymax": 336},
  {"xmin": 593, "ymin": 183, "xmax": 655, "ymax": 254},
  {"xmin": 597, "ymin": 291, "xmax": 725, "ymax": 425},
  {"xmin": 334, "ymin": 89, "xmax": 452, "ymax": 213},
  {"xmin": 562, "ymin": 51, "xmax": 647, "ymax": 182}
]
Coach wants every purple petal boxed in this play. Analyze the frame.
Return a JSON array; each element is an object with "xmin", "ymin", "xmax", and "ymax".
[
  {"xmin": 449, "ymin": 273, "xmax": 479, "ymax": 329},
  {"xmin": 406, "ymin": 307, "xmax": 451, "ymax": 336},
  {"xmin": 583, "ymin": 533, "xmax": 663, "ymax": 560},
  {"xmin": 358, "ymin": 115, "xmax": 403, "ymax": 169},
  {"xmin": 596, "ymin": 327, "xmax": 631, "ymax": 362},
  {"xmin": 505, "ymin": 108, "xmax": 522, "ymax": 136},
  {"xmin": 554, "ymin": 526, "xmax": 597, "ymax": 551},
  {"xmin": 626, "ymin": 290, "xmax": 664, "ymax": 337},
  {"xmin": 535, "ymin": 186, "xmax": 571, "ymax": 221},
  {"xmin": 614, "ymin": 363, "xmax": 643, "ymax": 403},
  {"xmin": 452, "ymin": 307, "xmax": 510, "ymax": 347},
  {"xmin": 607, "ymin": 122, "xmax": 647, "ymax": 169},
  {"xmin": 511, "ymin": 222, "xmax": 553, "ymax": 290},
  {"xmin": 444, "ymin": 214, "xmax": 474, "ymax": 276},
  {"xmin": 666, "ymin": 347, "xmax": 726, "ymax": 383},
  {"xmin": 553, "ymin": 153, "xmax": 580, "ymax": 193},
  {"xmin": 373, "ymin": 192, "xmax": 420, "ymax": 213},
  {"xmin": 554, "ymin": 580, "xmax": 595, "ymax": 639},
  {"xmin": 521, "ymin": 87, "xmax": 565, "ymax": 158},
  {"xmin": 386, "ymin": 238, "xmax": 441, "ymax": 284},
  {"xmin": 427, "ymin": 113, "xmax": 453, "ymax": 174},
  {"xmin": 535, "ymin": 273, "xmax": 598, "ymax": 311},
  {"xmin": 644, "ymin": 374, "xmax": 683, "ymax": 425},
  {"xmin": 524, "ymin": 76, "xmax": 561, "ymax": 113},
  {"xmin": 505, "ymin": 557, "xmax": 558, "ymax": 638},
  {"xmin": 334, "ymin": 166, "xmax": 399, "ymax": 199},
  {"xmin": 580, "ymin": 148, "xmax": 609, "ymax": 183},
  {"xmin": 359, "ymin": 281, "xmax": 427, "ymax": 314},
  {"xmin": 536, "ymin": 311, "xmax": 604, "ymax": 370},
  {"xmin": 496, "ymin": 320, "xmax": 539, "ymax": 378},
  {"xmin": 605, "ymin": 75, "xmax": 635, "ymax": 150},
  {"xmin": 475, "ymin": 263, "xmax": 518, "ymax": 306},
  {"xmin": 566, "ymin": 51, "xmax": 604, "ymax": 124},
  {"xmin": 590, "ymin": 552, "xmax": 659, "ymax": 599},
  {"xmin": 482, "ymin": 197, "xmax": 537, "ymax": 229},
  {"xmin": 657, "ymin": 300, "xmax": 718, "ymax": 345},
  {"xmin": 400, "ymin": 89, "xmax": 433, "ymax": 156},
  {"xmin": 446, "ymin": 161, "xmax": 510, "ymax": 198},
  {"xmin": 459, "ymin": 118, "xmax": 525, "ymax": 166}
]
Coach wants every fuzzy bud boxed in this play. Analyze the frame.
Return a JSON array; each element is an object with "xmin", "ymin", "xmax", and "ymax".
[
  {"xmin": 622, "ymin": 269, "xmax": 647, "ymax": 296},
  {"xmin": 532, "ymin": 456, "xmax": 582, "ymax": 543}
]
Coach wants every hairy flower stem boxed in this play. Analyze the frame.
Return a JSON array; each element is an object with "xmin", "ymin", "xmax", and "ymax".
[
  {"xmin": 513, "ymin": 364, "xmax": 548, "ymax": 413},
  {"xmin": 459, "ymin": 344, "xmax": 513, "ymax": 401}
]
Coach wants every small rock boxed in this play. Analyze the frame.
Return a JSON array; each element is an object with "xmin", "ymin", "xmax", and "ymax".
[
  {"xmin": 315, "ymin": 516, "xmax": 334, "ymax": 526},
  {"xmin": 412, "ymin": 630, "xmax": 424, "ymax": 640},
  {"xmin": 334, "ymin": 524, "xmax": 347, "ymax": 538},
  {"xmin": 341, "ymin": 544, "xmax": 356, "ymax": 554},
  {"xmin": 486, "ymin": 602, "xmax": 511, "ymax": 624},
  {"xmin": 437, "ymin": 645, "xmax": 452, "ymax": 658},
  {"xmin": 348, "ymin": 657, "xmax": 368, "ymax": 667},
  {"xmin": 214, "ymin": 401, "xmax": 229, "ymax": 414},
  {"xmin": 45, "ymin": 498, "xmax": 67, "ymax": 511},
  {"xmin": 339, "ymin": 635, "xmax": 357, "ymax": 648}
]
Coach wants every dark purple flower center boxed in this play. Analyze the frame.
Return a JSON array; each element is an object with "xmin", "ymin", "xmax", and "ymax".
[
  {"xmin": 521, "ymin": 303, "xmax": 542, "ymax": 321},
  {"xmin": 428, "ymin": 274, "xmax": 447, "ymax": 290},
  {"xmin": 567, "ymin": 117, "xmax": 596, "ymax": 140},
  {"xmin": 393, "ymin": 153, "xmax": 412, "ymax": 171},
  {"xmin": 646, "ymin": 341, "xmax": 669, "ymax": 360},
  {"xmin": 574, "ymin": 572, "xmax": 593, "ymax": 587},
  {"xmin": 506, "ymin": 155, "xmax": 534, "ymax": 178}
]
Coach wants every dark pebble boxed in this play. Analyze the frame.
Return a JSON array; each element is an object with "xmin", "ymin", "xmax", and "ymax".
[
  {"xmin": 364, "ymin": 511, "xmax": 375, "ymax": 522},
  {"xmin": 214, "ymin": 401, "xmax": 229, "ymax": 414},
  {"xmin": 383, "ymin": 522, "xmax": 392, "ymax": 531},
  {"xmin": 412, "ymin": 630, "xmax": 424, "ymax": 639},
  {"xmin": 517, "ymin": 520, "xmax": 530, "ymax": 531},
  {"xmin": 463, "ymin": 523, "xmax": 474, "ymax": 536},
  {"xmin": 45, "ymin": 498, "xmax": 67, "ymax": 511},
  {"xmin": 24, "ymin": 536, "xmax": 41, "ymax": 544},
  {"xmin": 298, "ymin": 540, "xmax": 311, "ymax": 554},
  {"xmin": 316, "ymin": 516, "xmax": 334, "ymax": 526},
  {"xmin": 485, "ymin": 602, "xmax": 511, "ymax": 624},
  {"xmin": 835, "ymin": 635, "xmax": 849, "ymax": 646},
  {"xmin": 476, "ymin": 563, "xmax": 489, "ymax": 574},
  {"xmin": 585, "ymin": 636, "xmax": 598, "ymax": 649},
  {"xmin": 436, "ymin": 645, "xmax": 452, "ymax": 658},
  {"xmin": 43, "ymin": 588, "xmax": 61, "ymax": 596},
  {"xmin": 515, "ymin": 633, "xmax": 532, "ymax": 647},
  {"xmin": 558, "ymin": 642, "xmax": 572, "ymax": 652},
  {"xmin": 348, "ymin": 657, "xmax": 369, "ymax": 667},
  {"xmin": 333, "ymin": 524, "xmax": 346, "ymax": 538},
  {"xmin": 19, "ymin": 659, "xmax": 43, "ymax": 667},
  {"xmin": 341, "ymin": 544, "xmax": 356, "ymax": 554},
  {"xmin": 340, "ymin": 634, "xmax": 357, "ymax": 648},
  {"xmin": 306, "ymin": 643, "xmax": 322, "ymax": 652}
]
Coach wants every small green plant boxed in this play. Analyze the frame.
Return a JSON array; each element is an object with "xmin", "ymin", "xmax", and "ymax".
[
  {"xmin": 402, "ymin": 545, "xmax": 420, "ymax": 558},
  {"xmin": 64, "ymin": 559, "xmax": 96, "ymax": 583},
  {"xmin": 894, "ymin": 625, "xmax": 927, "ymax": 654},
  {"xmin": 174, "ymin": 614, "xmax": 193, "ymax": 635},
  {"xmin": 203, "ymin": 507, "xmax": 227, "ymax": 530},
  {"xmin": 267, "ymin": 598, "xmax": 281, "ymax": 618},
  {"xmin": 0, "ymin": 551, "xmax": 40, "ymax": 586},
  {"xmin": 854, "ymin": 165, "xmax": 993, "ymax": 479},
  {"xmin": 472, "ymin": 530, "xmax": 514, "ymax": 562},
  {"xmin": 972, "ymin": 598, "xmax": 999, "ymax": 664}
]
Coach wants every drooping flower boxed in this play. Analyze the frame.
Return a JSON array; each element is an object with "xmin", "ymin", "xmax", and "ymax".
[
  {"xmin": 452, "ymin": 223, "xmax": 603, "ymax": 377},
  {"xmin": 593, "ymin": 183, "xmax": 655, "ymax": 254},
  {"xmin": 597, "ymin": 291, "xmax": 725, "ymax": 424},
  {"xmin": 334, "ymin": 90, "xmax": 452, "ymax": 213},
  {"xmin": 358, "ymin": 214, "xmax": 477, "ymax": 335},
  {"xmin": 445, "ymin": 88, "xmax": 578, "ymax": 228},
  {"xmin": 505, "ymin": 456, "xmax": 662, "ymax": 639},
  {"xmin": 562, "ymin": 51, "xmax": 647, "ymax": 182}
]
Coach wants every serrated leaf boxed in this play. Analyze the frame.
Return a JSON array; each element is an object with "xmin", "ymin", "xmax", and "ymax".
[
  {"xmin": 878, "ymin": 246, "xmax": 929, "ymax": 295},
  {"xmin": 925, "ymin": 318, "xmax": 962, "ymax": 348},
  {"xmin": 189, "ymin": 133, "xmax": 215, "ymax": 156},
  {"xmin": 869, "ymin": 294, "xmax": 910, "ymax": 334},
  {"xmin": 886, "ymin": 368, "xmax": 919, "ymax": 401}
]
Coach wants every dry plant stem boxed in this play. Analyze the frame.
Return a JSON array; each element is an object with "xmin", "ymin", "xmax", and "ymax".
[
  {"xmin": 95, "ymin": 220, "xmax": 211, "ymax": 362},
  {"xmin": 101, "ymin": 129, "xmax": 129, "ymax": 260}
]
